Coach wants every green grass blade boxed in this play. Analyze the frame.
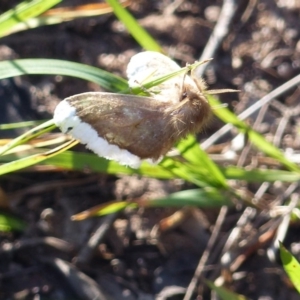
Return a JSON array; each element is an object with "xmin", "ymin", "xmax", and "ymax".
[
  {"xmin": 208, "ymin": 95, "xmax": 300, "ymax": 173},
  {"xmin": 222, "ymin": 166, "xmax": 300, "ymax": 182},
  {"xmin": 0, "ymin": 140, "xmax": 78, "ymax": 175},
  {"xmin": 5, "ymin": 2, "xmax": 128, "ymax": 36},
  {"xmin": 39, "ymin": 151, "xmax": 176, "ymax": 178},
  {"xmin": 0, "ymin": 120, "xmax": 56, "ymax": 156},
  {"xmin": 74, "ymin": 188, "xmax": 233, "ymax": 219},
  {"xmin": 0, "ymin": 0, "xmax": 61, "ymax": 38},
  {"xmin": 176, "ymin": 135, "xmax": 228, "ymax": 188},
  {"xmin": 280, "ymin": 242, "xmax": 300, "ymax": 293},
  {"xmin": 206, "ymin": 280, "xmax": 247, "ymax": 300},
  {"xmin": 139, "ymin": 188, "xmax": 232, "ymax": 208},
  {"xmin": 0, "ymin": 59, "xmax": 203, "ymax": 93},
  {"xmin": 7, "ymin": 149, "xmax": 204, "ymax": 185},
  {"xmin": 0, "ymin": 213, "xmax": 26, "ymax": 232},
  {"xmin": 0, "ymin": 120, "xmax": 47, "ymax": 130},
  {"xmin": 44, "ymin": 151, "xmax": 213, "ymax": 185},
  {"xmin": 0, "ymin": 59, "xmax": 128, "ymax": 92},
  {"xmin": 105, "ymin": 0, "xmax": 162, "ymax": 52},
  {"xmin": 72, "ymin": 201, "xmax": 137, "ymax": 220},
  {"xmin": 159, "ymin": 157, "xmax": 217, "ymax": 187}
]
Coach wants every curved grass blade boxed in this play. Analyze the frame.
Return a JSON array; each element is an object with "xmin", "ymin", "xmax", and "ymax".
[
  {"xmin": 138, "ymin": 188, "xmax": 232, "ymax": 208},
  {"xmin": 72, "ymin": 188, "xmax": 232, "ymax": 220},
  {"xmin": 6, "ymin": 1, "xmax": 131, "ymax": 36},
  {"xmin": 0, "ymin": 140, "xmax": 78, "ymax": 175},
  {"xmin": 0, "ymin": 59, "xmax": 128, "ymax": 92},
  {"xmin": 176, "ymin": 135, "xmax": 228, "ymax": 188},
  {"xmin": 105, "ymin": 0, "xmax": 162, "ymax": 52},
  {"xmin": 159, "ymin": 158, "xmax": 216, "ymax": 187},
  {"xmin": 0, "ymin": 120, "xmax": 56, "ymax": 156},
  {"xmin": 0, "ymin": 0, "xmax": 61, "ymax": 38},
  {"xmin": 0, "ymin": 120, "xmax": 48, "ymax": 130},
  {"xmin": 0, "ymin": 59, "xmax": 203, "ymax": 93}
]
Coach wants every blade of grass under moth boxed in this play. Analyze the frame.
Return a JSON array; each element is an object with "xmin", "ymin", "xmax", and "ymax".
[
  {"xmin": 3, "ymin": 147, "xmax": 300, "ymax": 184},
  {"xmin": 44, "ymin": 151, "xmax": 209, "ymax": 186},
  {"xmin": 0, "ymin": 0, "xmax": 61, "ymax": 38},
  {"xmin": 5, "ymin": 2, "xmax": 131, "ymax": 36},
  {"xmin": 43, "ymin": 149, "xmax": 209, "ymax": 186},
  {"xmin": 280, "ymin": 242, "xmax": 300, "ymax": 294},
  {"xmin": 0, "ymin": 120, "xmax": 56, "ymax": 156},
  {"xmin": 176, "ymin": 135, "xmax": 228, "ymax": 188},
  {"xmin": 208, "ymin": 95, "xmax": 300, "ymax": 173},
  {"xmin": 0, "ymin": 140, "xmax": 78, "ymax": 175},
  {"xmin": 105, "ymin": 0, "xmax": 162, "ymax": 52},
  {"xmin": 38, "ymin": 151, "xmax": 175, "ymax": 178},
  {"xmin": 0, "ymin": 59, "xmax": 128, "ymax": 92}
]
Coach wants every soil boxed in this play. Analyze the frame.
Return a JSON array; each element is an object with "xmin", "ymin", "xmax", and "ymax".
[{"xmin": 0, "ymin": 0, "xmax": 300, "ymax": 299}]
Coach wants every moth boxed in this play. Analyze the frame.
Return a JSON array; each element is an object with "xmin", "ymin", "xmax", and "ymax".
[{"xmin": 54, "ymin": 51, "xmax": 232, "ymax": 168}]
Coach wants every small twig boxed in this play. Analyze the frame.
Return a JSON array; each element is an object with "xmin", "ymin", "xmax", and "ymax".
[
  {"xmin": 0, "ymin": 237, "xmax": 73, "ymax": 255},
  {"xmin": 163, "ymin": 0, "xmax": 185, "ymax": 15},
  {"xmin": 237, "ymin": 101, "xmax": 271, "ymax": 167},
  {"xmin": 75, "ymin": 213, "xmax": 117, "ymax": 265},
  {"xmin": 273, "ymin": 114, "xmax": 290, "ymax": 147},
  {"xmin": 267, "ymin": 193, "xmax": 299, "ymax": 262},
  {"xmin": 195, "ymin": 0, "xmax": 238, "ymax": 77},
  {"xmin": 183, "ymin": 206, "xmax": 228, "ymax": 300}
]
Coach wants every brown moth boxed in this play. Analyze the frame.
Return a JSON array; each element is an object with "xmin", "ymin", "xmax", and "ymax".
[{"xmin": 53, "ymin": 51, "xmax": 231, "ymax": 168}]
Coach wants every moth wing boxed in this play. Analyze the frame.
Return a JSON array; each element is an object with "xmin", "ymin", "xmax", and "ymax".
[
  {"xmin": 61, "ymin": 92, "xmax": 173, "ymax": 159},
  {"xmin": 126, "ymin": 51, "xmax": 185, "ymax": 103}
]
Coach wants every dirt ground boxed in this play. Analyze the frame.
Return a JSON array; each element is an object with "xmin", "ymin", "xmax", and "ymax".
[{"xmin": 0, "ymin": 0, "xmax": 300, "ymax": 299}]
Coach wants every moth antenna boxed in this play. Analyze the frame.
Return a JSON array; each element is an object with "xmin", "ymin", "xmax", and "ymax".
[{"xmin": 187, "ymin": 58, "xmax": 213, "ymax": 72}]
